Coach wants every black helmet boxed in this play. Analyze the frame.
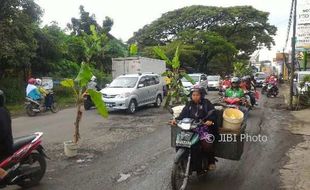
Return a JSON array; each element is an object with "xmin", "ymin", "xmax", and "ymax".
[
  {"xmin": 190, "ymin": 85, "xmax": 206, "ymax": 99},
  {"xmin": 0, "ymin": 90, "xmax": 5, "ymax": 107}
]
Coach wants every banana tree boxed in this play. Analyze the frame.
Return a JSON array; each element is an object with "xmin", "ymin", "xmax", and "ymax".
[
  {"xmin": 61, "ymin": 25, "xmax": 108, "ymax": 144},
  {"xmin": 61, "ymin": 64, "xmax": 108, "ymax": 143},
  {"xmin": 154, "ymin": 46, "xmax": 194, "ymax": 107}
]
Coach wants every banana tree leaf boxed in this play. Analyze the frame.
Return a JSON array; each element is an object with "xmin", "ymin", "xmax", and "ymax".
[
  {"xmin": 181, "ymin": 72, "xmax": 195, "ymax": 84},
  {"xmin": 61, "ymin": 79, "xmax": 75, "ymax": 88},
  {"xmin": 75, "ymin": 63, "xmax": 93, "ymax": 88},
  {"xmin": 153, "ymin": 47, "xmax": 172, "ymax": 65},
  {"xmin": 130, "ymin": 44, "xmax": 138, "ymax": 56},
  {"xmin": 88, "ymin": 89, "xmax": 109, "ymax": 118},
  {"xmin": 172, "ymin": 46, "xmax": 180, "ymax": 69}
]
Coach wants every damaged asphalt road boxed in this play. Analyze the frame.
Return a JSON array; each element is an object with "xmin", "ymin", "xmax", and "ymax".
[{"xmin": 8, "ymin": 91, "xmax": 303, "ymax": 190}]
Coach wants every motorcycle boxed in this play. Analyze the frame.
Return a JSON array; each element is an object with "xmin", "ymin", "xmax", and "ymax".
[
  {"xmin": 83, "ymin": 92, "xmax": 94, "ymax": 110},
  {"xmin": 266, "ymin": 83, "xmax": 279, "ymax": 98},
  {"xmin": 0, "ymin": 132, "xmax": 48, "ymax": 189},
  {"xmin": 25, "ymin": 91, "xmax": 58, "ymax": 116},
  {"xmin": 261, "ymin": 82, "xmax": 267, "ymax": 94},
  {"xmin": 170, "ymin": 117, "xmax": 211, "ymax": 190},
  {"xmin": 219, "ymin": 85, "xmax": 229, "ymax": 96}
]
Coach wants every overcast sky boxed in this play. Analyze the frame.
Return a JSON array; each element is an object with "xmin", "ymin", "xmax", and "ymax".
[{"xmin": 35, "ymin": 0, "xmax": 292, "ymax": 60}]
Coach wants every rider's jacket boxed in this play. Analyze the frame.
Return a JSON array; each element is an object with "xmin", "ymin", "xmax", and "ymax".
[
  {"xmin": 225, "ymin": 88, "xmax": 244, "ymax": 98},
  {"xmin": 0, "ymin": 107, "xmax": 13, "ymax": 160},
  {"xmin": 26, "ymin": 84, "xmax": 41, "ymax": 101}
]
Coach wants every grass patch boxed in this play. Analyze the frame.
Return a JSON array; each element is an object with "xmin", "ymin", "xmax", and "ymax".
[{"xmin": 7, "ymin": 103, "xmax": 25, "ymax": 116}]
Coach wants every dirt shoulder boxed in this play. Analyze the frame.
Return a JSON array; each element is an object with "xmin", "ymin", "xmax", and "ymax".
[{"xmin": 280, "ymin": 106, "xmax": 310, "ymax": 189}]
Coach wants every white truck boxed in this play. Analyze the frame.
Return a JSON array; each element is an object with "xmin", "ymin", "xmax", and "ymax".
[{"xmin": 112, "ymin": 57, "xmax": 166, "ymax": 79}]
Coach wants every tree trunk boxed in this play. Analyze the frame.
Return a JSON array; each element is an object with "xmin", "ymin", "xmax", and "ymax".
[{"xmin": 74, "ymin": 103, "xmax": 83, "ymax": 144}]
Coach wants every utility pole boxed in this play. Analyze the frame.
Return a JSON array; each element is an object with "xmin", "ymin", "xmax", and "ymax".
[{"xmin": 289, "ymin": 0, "xmax": 297, "ymax": 110}]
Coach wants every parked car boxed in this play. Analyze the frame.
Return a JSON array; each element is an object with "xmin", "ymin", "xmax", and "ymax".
[
  {"xmin": 207, "ymin": 75, "xmax": 221, "ymax": 90},
  {"xmin": 100, "ymin": 73, "xmax": 164, "ymax": 114},
  {"xmin": 181, "ymin": 73, "xmax": 208, "ymax": 94},
  {"xmin": 294, "ymin": 71, "xmax": 310, "ymax": 95},
  {"xmin": 254, "ymin": 72, "xmax": 267, "ymax": 87}
]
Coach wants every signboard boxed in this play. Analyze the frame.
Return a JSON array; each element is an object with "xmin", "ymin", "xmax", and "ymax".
[
  {"xmin": 296, "ymin": 0, "xmax": 310, "ymax": 49},
  {"xmin": 42, "ymin": 77, "xmax": 53, "ymax": 90}
]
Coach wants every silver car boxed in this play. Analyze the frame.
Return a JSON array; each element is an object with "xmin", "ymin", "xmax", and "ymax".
[
  {"xmin": 100, "ymin": 73, "xmax": 164, "ymax": 114},
  {"xmin": 207, "ymin": 75, "xmax": 221, "ymax": 90},
  {"xmin": 181, "ymin": 73, "xmax": 209, "ymax": 93}
]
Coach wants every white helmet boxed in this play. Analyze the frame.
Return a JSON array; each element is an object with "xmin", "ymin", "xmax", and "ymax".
[
  {"xmin": 35, "ymin": 78, "xmax": 42, "ymax": 86},
  {"xmin": 231, "ymin": 77, "xmax": 240, "ymax": 83},
  {"xmin": 91, "ymin": 76, "xmax": 97, "ymax": 82}
]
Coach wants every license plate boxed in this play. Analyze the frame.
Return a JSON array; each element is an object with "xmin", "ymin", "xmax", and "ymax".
[{"xmin": 176, "ymin": 131, "xmax": 194, "ymax": 148}]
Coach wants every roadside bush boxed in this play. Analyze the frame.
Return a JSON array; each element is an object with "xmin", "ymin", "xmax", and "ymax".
[
  {"xmin": 0, "ymin": 77, "xmax": 25, "ymax": 104},
  {"xmin": 53, "ymin": 85, "xmax": 73, "ymax": 99}
]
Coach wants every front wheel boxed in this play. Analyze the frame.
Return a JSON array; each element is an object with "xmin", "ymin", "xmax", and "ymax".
[
  {"xmin": 154, "ymin": 95, "xmax": 162, "ymax": 108},
  {"xmin": 171, "ymin": 159, "xmax": 187, "ymax": 190},
  {"xmin": 267, "ymin": 91, "xmax": 272, "ymax": 98},
  {"xmin": 171, "ymin": 149, "xmax": 188, "ymax": 190},
  {"xmin": 17, "ymin": 153, "xmax": 46, "ymax": 188},
  {"xmin": 26, "ymin": 104, "xmax": 37, "ymax": 117},
  {"xmin": 127, "ymin": 100, "xmax": 137, "ymax": 114}
]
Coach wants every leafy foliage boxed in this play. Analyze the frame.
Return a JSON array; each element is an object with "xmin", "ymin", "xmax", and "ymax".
[
  {"xmin": 129, "ymin": 5, "xmax": 276, "ymax": 57},
  {"xmin": 129, "ymin": 44, "xmax": 138, "ymax": 56},
  {"xmin": 154, "ymin": 46, "xmax": 193, "ymax": 107},
  {"xmin": 233, "ymin": 62, "xmax": 253, "ymax": 77}
]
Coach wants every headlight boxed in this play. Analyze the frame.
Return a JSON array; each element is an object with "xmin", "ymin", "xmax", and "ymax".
[{"xmin": 116, "ymin": 92, "xmax": 131, "ymax": 98}]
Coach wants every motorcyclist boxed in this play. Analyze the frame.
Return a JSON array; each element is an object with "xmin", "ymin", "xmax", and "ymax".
[
  {"xmin": 170, "ymin": 85, "xmax": 217, "ymax": 171},
  {"xmin": 35, "ymin": 78, "xmax": 53, "ymax": 109},
  {"xmin": 225, "ymin": 77, "xmax": 249, "ymax": 116},
  {"xmin": 221, "ymin": 75, "xmax": 231, "ymax": 88},
  {"xmin": 0, "ymin": 90, "xmax": 13, "ymax": 180},
  {"xmin": 240, "ymin": 76, "xmax": 256, "ymax": 107},
  {"xmin": 266, "ymin": 74, "xmax": 279, "ymax": 93},
  {"xmin": 87, "ymin": 76, "xmax": 100, "ymax": 91},
  {"xmin": 26, "ymin": 78, "xmax": 42, "ymax": 101}
]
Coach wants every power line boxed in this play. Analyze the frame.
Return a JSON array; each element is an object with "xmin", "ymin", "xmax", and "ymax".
[{"xmin": 284, "ymin": 0, "xmax": 295, "ymax": 50}]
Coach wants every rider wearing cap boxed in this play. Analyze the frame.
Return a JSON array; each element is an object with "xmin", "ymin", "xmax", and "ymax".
[
  {"xmin": 87, "ymin": 76, "xmax": 100, "ymax": 91},
  {"xmin": 170, "ymin": 85, "xmax": 218, "ymax": 171}
]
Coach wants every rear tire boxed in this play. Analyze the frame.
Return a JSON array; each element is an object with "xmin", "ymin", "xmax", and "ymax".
[
  {"xmin": 17, "ymin": 153, "xmax": 46, "ymax": 188},
  {"xmin": 127, "ymin": 100, "xmax": 137, "ymax": 114},
  {"xmin": 50, "ymin": 102, "xmax": 59, "ymax": 113},
  {"xmin": 26, "ymin": 104, "xmax": 37, "ymax": 117}
]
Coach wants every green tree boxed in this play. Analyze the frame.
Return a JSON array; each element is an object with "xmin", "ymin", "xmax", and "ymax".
[
  {"xmin": 128, "ymin": 5, "xmax": 276, "ymax": 59},
  {"xmin": 233, "ymin": 62, "xmax": 253, "ymax": 77},
  {"xmin": 0, "ymin": 0, "xmax": 42, "ymax": 80}
]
